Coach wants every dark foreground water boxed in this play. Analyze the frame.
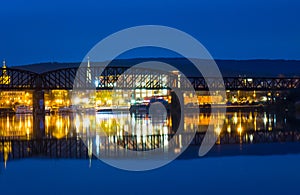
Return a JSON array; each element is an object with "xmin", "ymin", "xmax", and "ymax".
[{"xmin": 1, "ymin": 155, "xmax": 300, "ymax": 195}]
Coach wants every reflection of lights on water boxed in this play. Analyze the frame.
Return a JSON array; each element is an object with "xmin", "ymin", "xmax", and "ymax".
[
  {"xmin": 179, "ymin": 134, "xmax": 182, "ymax": 148},
  {"xmin": 269, "ymin": 114, "xmax": 272, "ymax": 127},
  {"xmin": 163, "ymin": 126, "xmax": 168, "ymax": 135},
  {"xmin": 174, "ymin": 148, "xmax": 181, "ymax": 154},
  {"xmin": 263, "ymin": 112, "xmax": 268, "ymax": 126},
  {"xmin": 6, "ymin": 116, "xmax": 9, "ymax": 129},
  {"xmin": 27, "ymin": 117, "xmax": 31, "ymax": 128},
  {"xmin": 0, "ymin": 110, "xmax": 291, "ymax": 153},
  {"xmin": 123, "ymin": 124, "xmax": 128, "ymax": 133},
  {"xmin": 83, "ymin": 117, "xmax": 90, "ymax": 128},
  {"xmin": 136, "ymin": 129, "xmax": 141, "ymax": 143},
  {"xmin": 284, "ymin": 117, "xmax": 287, "ymax": 124},
  {"xmin": 142, "ymin": 135, "xmax": 146, "ymax": 144},
  {"xmin": 56, "ymin": 118, "xmax": 62, "ymax": 128},
  {"xmin": 45, "ymin": 116, "xmax": 50, "ymax": 133},
  {"xmin": 65, "ymin": 125, "xmax": 68, "ymax": 136},
  {"xmin": 142, "ymin": 123, "xmax": 147, "ymax": 135},
  {"xmin": 225, "ymin": 118, "xmax": 228, "ymax": 124},
  {"xmin": 131, "ymin": 116, "xmax": 135, "ymax": 127},
  {"xmin": 109, "ymin": 136, "xmax": 114, "ymax": 143},
  {"xmin": 237, "ymin": 125, "xmax": 243, "ymax": 134},
  {"xmin": 75, "ymin": 115, "xmax": 80, "ymax": 134},
  {"xmin": 249, "ymin": 112, "xmax": 253, "ymax": 122},
  {"xmin": 233, "ymin": 113, "xmax": 238, "ymax": 124},
  {"xmin": 249, "ymin": 134, "xmax": 253, "ymax": 143},
  {"xmin": 0, "ymin": 141, "xmax": 12, "ymax": 169},
  {"xmin": 214, "ymin": 126, "xmax": 221, "ymax": 134},
  {"xmin": 88, "ymin": 139, "xmax": 93, "ymax": 167},
  {"xmin": 227, "ymin": 125, "xmax": 231, "ymax": 133}
]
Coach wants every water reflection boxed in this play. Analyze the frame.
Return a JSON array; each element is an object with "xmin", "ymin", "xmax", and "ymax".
[
  {"xmin": 0, "ymin": 110, "xmax": 300, "ymax": 165},
  {"xmin": 0, "ymin": 111, "xmax": 295, "ymax": 140},
  {"xmin": 0, "ymin": 114, "xmax": 32, "ymax": 138}
]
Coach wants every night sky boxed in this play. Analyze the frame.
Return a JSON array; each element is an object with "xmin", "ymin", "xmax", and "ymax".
[{"xmin": 0, "ymin": 0, "xmax": 300, "ymax": 65}]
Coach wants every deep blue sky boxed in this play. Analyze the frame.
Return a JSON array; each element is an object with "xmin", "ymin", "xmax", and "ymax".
[{"xmin": 0, "ymin": 0, "xmax": 300, "ymax": 65}]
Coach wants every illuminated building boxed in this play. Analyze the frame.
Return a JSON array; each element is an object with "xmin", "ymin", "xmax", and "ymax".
[{"xmin": 0, "ymin": 59, "xmax": 10, "ymax": 85}]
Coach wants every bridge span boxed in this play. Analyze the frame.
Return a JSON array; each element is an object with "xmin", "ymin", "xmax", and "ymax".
[{"xmin": 1, "ymin": 66, "xmax": 300, "ymax": 91}]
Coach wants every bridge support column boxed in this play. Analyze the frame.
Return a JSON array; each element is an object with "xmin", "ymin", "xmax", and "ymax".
[
  {"xmin": 33, "ymin": 90, "xmax": 45, "ymax": 115},
  {"xmin": 33, "ymin": 90, "xmax": 45, "ymax": 139},
  {"xmin": 170, "ymin": 91, "xmax": 184, "ymax": 133}
]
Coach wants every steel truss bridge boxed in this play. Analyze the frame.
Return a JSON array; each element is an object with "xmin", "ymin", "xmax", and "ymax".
[{"xmin": 1, "ymin": 66, "xmax": 300, "ymax": 91}]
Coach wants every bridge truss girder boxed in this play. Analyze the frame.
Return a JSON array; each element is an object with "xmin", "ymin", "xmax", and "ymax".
[{"xmin": 1, "ymin": 67, "xmax": 300, "ymax": 91}]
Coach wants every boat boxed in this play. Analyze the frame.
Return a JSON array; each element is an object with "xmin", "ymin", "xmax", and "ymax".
[
  {"xmin": 129, "ymin": 104, "xmax": 148, "ymax": 115},
  {"xmin": 15, "ymin": 105, "xmax": 32, "ymax": 114},
  {"xmin": 97, "ymin": 107, "xmax": 113, "ymax": 114},
  {"xmin": 58, "ymin": 106, "xmax": 72, "ymax": 113}
]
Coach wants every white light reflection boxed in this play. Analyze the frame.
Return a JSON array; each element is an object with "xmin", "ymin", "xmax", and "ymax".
[
  {"xmin": 96, "ymin": 134, "xmax": 100, "ymax": 156},
  {"xmin": 249, "ymin": 134, "xmax": 254, "ymax": 143}
]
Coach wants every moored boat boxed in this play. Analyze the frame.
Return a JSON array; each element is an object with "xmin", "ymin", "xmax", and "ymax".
[{"xmin": 15, "ymin": 105, "xmax": 32, "ymax": 114}]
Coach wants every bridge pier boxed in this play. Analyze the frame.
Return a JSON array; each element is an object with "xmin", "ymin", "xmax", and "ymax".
[
  {"xmin": 170, "ymin": 90, "xmax": 184, "ymax": 133},
  {"xmin": 32, "ymin": 90, "xmax": 45, "ymax": 139},
  {"xmin": 33, "ymin": 90, "xmax": 45, "ymax": 115}
]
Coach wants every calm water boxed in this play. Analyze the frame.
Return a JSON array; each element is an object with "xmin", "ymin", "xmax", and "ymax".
[
  {"xmin": 1, "ymin": 109, "xmax": 300, "ymax": 194},
  {"xmin": 0, "ymin": 109, "xmax": 300, "ymax": 165},
  {"xmin": 0, "ymin": 110, "xmax": 297, "ymax": 139},
  {"xmin": 0, "ymin": 110, "xmax": 300, "ymax": 156}
]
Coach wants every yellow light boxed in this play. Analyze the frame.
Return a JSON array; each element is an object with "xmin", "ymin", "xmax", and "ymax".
[
  {"xmin": 174, "ymin": 148, "xmax": 181, "ymax": 154},
  {"xmin": 233, "ymin": 114, "xmax": 238, "ymax": 124},
  {"xmin": 237, "ymin": 125, "xmax": 243, "ymax": 134},
  {"xmin": 263, "ymin": 115, "xmax": 268, "ymax": 125},
  {"xmin": 75, "ymin": 115, "xmax": 80, "ymax": 133},
  {"xmin": 227, "ymin": 125, "xmax": 231, "ymax": 133},
  {"xmin": 215, "ymin": 126, "xmax": 221, "ymax": 134},
  {"xmin": 26, "ymin": 128, "xmax": 30, "ymax": 136}
]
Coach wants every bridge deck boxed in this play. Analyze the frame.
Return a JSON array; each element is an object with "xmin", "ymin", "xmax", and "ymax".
[{"xmin": 1, "ymin": 67, "xmax": 299, "ymax": 90}]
